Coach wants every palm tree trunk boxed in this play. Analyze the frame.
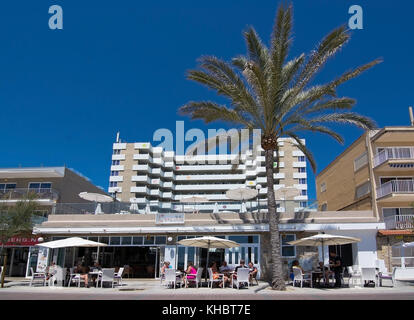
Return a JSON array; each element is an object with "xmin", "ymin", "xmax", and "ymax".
[
  {"xmin": 265, "ymin": 147, "xmax": 286, "ymax": 290},
  {"xmin": 0, "ymin": 244, "xmax": 6, "ymax": 288}
]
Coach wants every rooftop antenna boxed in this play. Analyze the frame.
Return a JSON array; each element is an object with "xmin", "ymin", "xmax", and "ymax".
[
  {"xmin": 116, "ymin": 131, "xmax": 120, "ymax": 143},
  {"xmin": 409, "ymin": 106, "xmax": 414, "ymax": 127}
]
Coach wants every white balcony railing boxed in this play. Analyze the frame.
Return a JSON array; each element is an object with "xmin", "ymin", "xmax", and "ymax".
[
  {"xmin": 376, "ymin": 180, "xmax": 414, "ymax": 198},
  {"xmin": 384, "ymin": 214, "xmax": 414, "ymax": 230},
  {"xmin": 373, "ymin": 147, "xmax": 414, "ymax": 167}
]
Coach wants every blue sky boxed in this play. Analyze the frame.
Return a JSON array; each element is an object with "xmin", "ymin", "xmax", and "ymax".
[{"xmin": 0, "ymin": 0, "xmax": 413, "ymax": 199}]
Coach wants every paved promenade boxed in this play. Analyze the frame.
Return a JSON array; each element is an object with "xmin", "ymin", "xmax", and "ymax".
[{"xmin": 0, "ymin": 277, "xmax": 413, "ymax": 300}]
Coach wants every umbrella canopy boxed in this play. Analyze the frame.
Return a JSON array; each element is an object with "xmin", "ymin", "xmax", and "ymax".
[
  {"xmin": 79, "ymin": 192, "xmax": 114, "ymax": 203},
  {"xmin": 94, "ymin": 203, "xmax": 103, "ymax": 215},
  {"xmin": 178, "ymin": 236, "xmax": 240, "ymax": 282},
  {"xmin": 179, "ymin": 196, "xmax": 209, "ymax": 203},
  {"xmin": 288, "ymin": 233, "xmax": 360, "ymax": 265},
  {"xmin": 178, "ymin": 236, "xmax": 239, "ymax": 249},
  {"xmin": 403, "ymin": 242, "xmax": 414, "ymax": 248},
  {"xmin": 35, "ymin": 237, "xmax": 108, "ymax": 249},
  {"xmin": 274, "ymin": 186, "xmax": 300, "ymax": 200},
  {"xmin": 129, "ymin": 202, "xmax": 139, "ymax": 213},
  {"xmin": 225, "ymin": 188, "xmax": 258, "ymax": 201}
]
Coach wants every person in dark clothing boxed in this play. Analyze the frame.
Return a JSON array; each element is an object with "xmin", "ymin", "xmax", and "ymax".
[{"xmin": 329, "ymin": 252, "xmax": 342, "ymax": 288}]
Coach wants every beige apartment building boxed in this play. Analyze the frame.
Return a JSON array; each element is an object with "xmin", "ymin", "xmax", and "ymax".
[
  {"xmin": 0, "ymin": 166, "xmax": 109, "ymax": 277},
  {"xmin": 316, "ymin": 122, "xmax": 414, "ymax": 271}
]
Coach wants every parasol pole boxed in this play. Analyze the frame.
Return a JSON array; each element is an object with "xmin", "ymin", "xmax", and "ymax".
[{"xmin": 205, "ymin": 241, "xmax": 210, "ymax": 283}]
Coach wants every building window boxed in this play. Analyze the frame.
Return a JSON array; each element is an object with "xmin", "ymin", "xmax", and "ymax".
[
  {"xmin": 299, "ymin": 178, "xmax": 307, "ymax": 184},
  {"xmin": 113, "ymin": 149, "xmax": 121, "ymax": 155},
  {"xmin": 112, "ymin": 160, "xmax": 120, "ymax": 165},
  {"xmin": 281, "ymin": 234, "xmax": 296, "ymax": 257},
  {"xmin": 28, "ymin": 182, "xmax": 52, "ymax": 190},
  {"xmin": 320, "ymin": 203, "xmax": 328, "ymax": 211},
  {"xmin": 298, "ymin": 167, "xmax": 306, "ymax": 173},
  {"xmin": 320, "ymin": 182, "xmax": 326, "ymax": 193},
  {"xmin": 355, "ymin": 181, "xmax": 371, "ymax": 199},
  {"xmin": 0, "ymin": 183, "xmax": 17, "ymax": 191},
  {"xmin": 300, "ymin": 201, "xmax": 307, "ymax": 208},
  {"xmin": 301, "ymin": 190, "xmax": 307, "ymax": 196},
  {"xmin": 109, "ymin": 182, "xmax": 118, "ymax": 187},
  {"xmin": 354, "ymin": 152, "xmax": 368, "ymax": 171},
  {"xmin": 110, "ymin": 171, "xmax": 119, "ymax": 176},
  {"xmin": 298, "ymin": 156, "xmax": 305, "ymax": 162}
]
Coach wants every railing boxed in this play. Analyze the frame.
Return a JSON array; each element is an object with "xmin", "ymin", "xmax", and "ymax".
[
  {"xmin": 376, "ymin": 180, "xmax": 414, "ymax": 198},
  {"xmin": 384, "ymin": 214, "xmax": 414, "ymax": 230},
  {"xmin": 0, "ymin": 188, "xmax": 59, "ymax": 201},
  {"xmin": 50, "ymin": 199, "xmax": 318, "ymax": 215},
  {"xmin": 373, "ymin": 147, "xmax": 414, "ymax": 167}
]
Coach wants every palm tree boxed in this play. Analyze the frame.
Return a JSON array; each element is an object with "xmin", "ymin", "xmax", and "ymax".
[{"xmin": 179, "ymin": 3, "xmax": 381, "ymax": 290}]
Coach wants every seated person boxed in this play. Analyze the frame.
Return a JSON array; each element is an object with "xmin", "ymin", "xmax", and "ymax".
[
  {"xmin": 210, "ymin": 262, "xmax": 230, "ymax": 288},
  {"xmin": 289, "ymin": 260, "xmax": 303, "ymax": 281},
  {"xmin": 161, "ymin": 261, "xmax": 172, "ymax": 275},
  {"xmin": 184, "ymin": 261, "xmax": 197, "ymax": 287},
  {"xmin": 90, "ymin": 261, "xmax": 102, "ymax": 286},
  {"xmin": 219, "ymin": 261, "xmax": 232, "ymax": 274},
  {"xmin": 314, "ymin": 261, "xmax": 330, "ymax": 286},
  {"xmin": 46, "ymin": 261, "xmax": 57, "ymax": 281},
  {"xmin": 248, "ymin": 261, "xmax": 258, "ymax": 283},
  {"xmin": 73, "ymin": 263, "xmax": 90, "ymax": 288}
]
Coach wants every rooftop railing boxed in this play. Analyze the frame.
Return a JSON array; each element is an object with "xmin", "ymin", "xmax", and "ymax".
[
  {"xmin": 376, "ymin": 180, "xmax": 414, "ymax": 199},
  {"xmin": 50, "ymin": 199, "xmax": 317, "ymax": 215},
  {"xmin": 373, "ymin": 147, "xmax": 414, "ymax": 167},
  {"xmin": 0, "ymin": 188, "xmax": 59, "ymax": 201}
]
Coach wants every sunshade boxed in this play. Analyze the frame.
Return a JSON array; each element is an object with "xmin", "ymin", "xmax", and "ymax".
[
  {"xmin": 225, "ymin": 188, "xmax": 258, "ymax": 201},
  {"xmin": 178, "ymin": 236, "xmax": 239, "ymax": 282},
  {"xmin": 35, "ymin": 237, "xmax": 108, "ymax": 249},
  {"xmin": 179, "ymin": 196, "xmax": 208, "ymax": 203},
  {"xmin": 288, "ymin": 233, "xmax": 360, "ymax": 266},
  {"xmin": 79, "ymin": 192, "xmax": 114, "ymax": 203},
  {"xmin": 275, "ymin": 186, "xmax": 300, "ymax": 200},
  {"xmin": 403, "ymin": 242, "xmax": 414, "ymax": 248},
  {"xmin": 94, "ymin": 203, "xmax": 103, "ymax": 215}
]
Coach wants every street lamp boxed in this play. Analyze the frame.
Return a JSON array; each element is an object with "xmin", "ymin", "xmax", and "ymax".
[{"xmin": 255, "ymin": 184, "xmax": 262, "ymax": 213}]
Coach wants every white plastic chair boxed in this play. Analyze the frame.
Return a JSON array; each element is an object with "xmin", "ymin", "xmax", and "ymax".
[
  {"xmin": 361, "ymin": 267, "xmax": 377, "ymax": 287},
  {"xmin": 30, "ymin": 267, "xmax": 46, "ymax": 287},
  {"xmin": 347, "ymin": 266, "xmax": 362, "ymax": 287},
  {"xmin": 375, "ymin": 260, "xmax": 393, "ymax": 287},
  {"xmin": 67, "ymin": 270, "xmax": 85, "ymax": 288},
  {"xmin": 114, "ymin": 267, "xmax": 124, "ymax": 286},
  {"xmin": 292, "ymin": 267, "xmax": 312, "ymax": 288},
  {"xmin": 97, "ymin": 268, "xmax": 115, "ymax": 288},
  {"xmin": 232, "ymin": 268, "xmax": 250, "ymax": 289},
  {"xmin": 208, "ymin": 268, "xmax": 225, "ymax": 289},
  {"xmin": 48, "ymin": 266, "xmax": 66, "ymax": 287},
  {"xmin": 164, "ymin": 269, "xmax": 182, "ymax": 289},
  {"xmin": 185, "ymin": 267, "xmax": 203, "ymax": 288}
]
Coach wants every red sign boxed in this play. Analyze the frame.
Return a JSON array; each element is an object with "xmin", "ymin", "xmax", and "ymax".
[{"xmin": 0, "ymin": 236, "xmax": 41, "ymax": 247}]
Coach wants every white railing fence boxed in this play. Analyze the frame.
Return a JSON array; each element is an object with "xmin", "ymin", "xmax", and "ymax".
[
  {"xmin": 376, "ymin": 180, "xmax": 414, "ymax": 198},
  {"xmin": 373, "ymin": 147, "xmax": 414, "ymax": 167},
  {"xmin": 384, "ymin": 214, "xmax": 414, "ymax": 230}
]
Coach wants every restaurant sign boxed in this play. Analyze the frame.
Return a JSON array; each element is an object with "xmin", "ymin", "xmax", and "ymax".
[
  {"xmin": 0, "ymin": 236, "xmax": 41, "ymax": 247},
  {"xmin": 155, "ymin": 213, "xmax": 185, "ymax": 225}
]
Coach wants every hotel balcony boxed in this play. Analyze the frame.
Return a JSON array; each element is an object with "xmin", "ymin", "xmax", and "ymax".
[
  {"xmin": 0, "ymin": 188, "xmax": 59, "ymax": 204},
  {"xmin": 373, "ymin": 147, "xmax": 414, "ymax": 171},
  {"xmin": 384, "ymin": 214, "xmax": 414, "ymax": 230},
  {"xmin": 376, "ymin": 180, "xmax": 414, "ymax": 202}
]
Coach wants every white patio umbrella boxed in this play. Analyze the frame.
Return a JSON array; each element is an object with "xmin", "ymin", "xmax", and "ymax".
[
  {"xmin": 180, "ymin": 196, "xmax": 208, "ymax": 212},
  {"xmin": 177, "ymin": 236, "xmax": 240, "ymax": 282},
  {"xmin": 94, "ymin": 203, "xmax": 103, "ymax": 215},
  {"xmin": 402, "ymin": 242, "xmax": 414, "ymax": 248},
  {"xmin": 213, "ymin": 202, "xmax": 219, "ymax": 214},
  {"xmin": 275, "ymin": 186, "xmax": 300, "ymax": 212},
  {"xmin": 226, "ymin": 187, "xmax": 258, "ymax": 213},
  {"xmin": 288, "ymin": 233, "xmax": 361, "ymax": 265},
  {"xmin": 145, "ymin": 203, "xmax": 151, "ymax": 214},
  {"xmin": 36, "ymin": 237, "xmax": 108, "ymax": 266},
  {"xmin": 129, "ymin": 202, "xmax": 139, "ymax": 213},
  {"xmin": 79, "ymin": 192, "xmax": 114, "ymax": 214}
]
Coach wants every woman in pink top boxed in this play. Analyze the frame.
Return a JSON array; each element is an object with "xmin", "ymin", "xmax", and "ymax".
[{"xmin": 184, "ymin": 262, "xmax": 197, "ymax": 287}]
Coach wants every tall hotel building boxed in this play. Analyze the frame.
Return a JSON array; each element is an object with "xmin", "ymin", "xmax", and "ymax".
[{"xmin": 107, "ymin": 138, "xmax": 309, "ymax": 213}]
